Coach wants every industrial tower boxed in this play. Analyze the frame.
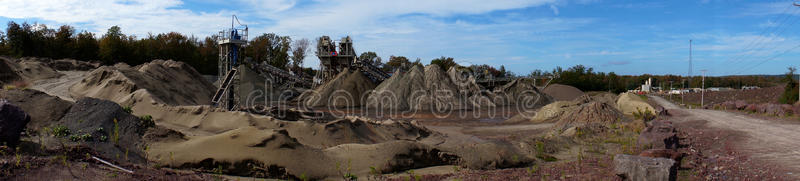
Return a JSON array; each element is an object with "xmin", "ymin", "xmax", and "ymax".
[{"xmin": 212, "ymin": 15, "xmax": 248, "ymax": 110}]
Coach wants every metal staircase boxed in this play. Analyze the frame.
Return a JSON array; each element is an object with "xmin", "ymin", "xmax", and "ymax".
[{"xmin": 212, "ymin": 68, "xmax": 238, "ymax": 105}]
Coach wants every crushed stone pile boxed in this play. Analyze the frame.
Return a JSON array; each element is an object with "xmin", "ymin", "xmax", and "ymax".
[
  {"xmin": 0, "ymin": 89, "xmax": 72, "ymax": 131},
  {"xmin": 58, "ymin": 97, "xmax": 153, "ymax": 164},
  {"xmin": 301, "ymin": 68, "xmax": 376, "ymax": 107},
  {"xmin": 491, "ymin": 78, "xmax": 553, "ymax": 108},
  {"xmin": 616, "ymin": 93, "xmax": 655, "ymax": 115},
  {"xmin": 448, "ymin": 67, "xmax": 496, "ymax": 108},
  {"xmin": 70, "ymin": 59, "xmax": 216, "ymax": 106},
  {"xmin": 368, "ymin": 65, "xmax": 496, "ymax": 110},
  {"xmin": 542, "ymin": 84, "xmax": 585, "ymax": 101}
]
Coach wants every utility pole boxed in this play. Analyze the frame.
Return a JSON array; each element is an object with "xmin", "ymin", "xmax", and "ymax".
[
  {"xmin": 689, "ymin": 40, "xmax": 693, "ymax": 89},
  {"xmin": 701, "ymin": 70, "xmax": 707, "ymax": 108},
  {"xmin": 681, "ymin": 79, "xmax": 685, "ymax": 105}
]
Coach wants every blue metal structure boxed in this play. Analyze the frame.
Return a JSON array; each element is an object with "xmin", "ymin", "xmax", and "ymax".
[{"xmin": 212, "ymin": 15, "xmax": 248, "ymax": 110}]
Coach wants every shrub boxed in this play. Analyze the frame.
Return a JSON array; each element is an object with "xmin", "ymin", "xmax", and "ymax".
[
  {"xmin": 52, "ymin": 125, "xmax": 70, "ymax": 138},
  {"xmin": 122, "ymin": 106, "xmax": 133, "ymax": 114}
]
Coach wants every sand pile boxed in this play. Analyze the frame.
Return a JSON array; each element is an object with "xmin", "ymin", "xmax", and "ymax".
[
  {"xmin": 19, "ymin": 57, "xmax": 99, "ymax": 71},
  {"xmin": 368, "ymin": 65, "xmax": 493, "ymax": 110},
  {"xmin": 448, "ymin": 67, "xmax": 496, "ymax": 108},
  {"xmin": 301, "ymin": 68, "xmax": 376, "ymax": 107},
  {"xmin": 367, "ymin": 66, "xmax": 426, "ymax": 110},
  {"xmin": 238, "ymin": 64, "xmax": 304, "ymax": 104},
  {"xmin": 70, "ymin": 59, "xmax": 216, "ymax": 106},
  {"xmin": 616, "ymin": 93, "xmax": 655, "ymax": 115},
  {"xmin": 0, "ymin": 89, "xmax": 72, "ymax": 131},
  {"xmin": 542, "ymin": 84, "xmax": 585, "ymax": 101},
  {"xmin": 0, "ymin": 56, "xmax": 63, "ymax": 84},
  {"xmin": 552, "ymin": 101, "xmax": 623, "ymax": 133},
  {"xmin": 505, "ymin": 92, "xmax": 621, "ymax": 124},
  {"xmin": 492, "ymin": 79, "xmax": 553, "ymax": 108}
]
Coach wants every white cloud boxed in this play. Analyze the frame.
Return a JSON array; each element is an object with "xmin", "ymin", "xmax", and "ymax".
[
  {"xmin": 550, "ymin": 5, "xmax": 560, "ymax": 15},
  {"xmin": 0, "ymin": 0, "xmax": 242, "ymax": 36}
]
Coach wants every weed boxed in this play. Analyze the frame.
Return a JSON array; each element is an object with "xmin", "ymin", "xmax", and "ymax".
[
  {"xmin": 526, "ymin": 165, "xmax": 539, "ymax": 176},
  {"xmin": 123, "ymin": 106, "xmax": 133, "ymax": 114},
  {"xmin": 512, "ymin": 154, "xmax": 519, "ymax": 162},
  {"xmin": 369, "ymin": 166, "xmax": 379, "ymax": 175},
  {"xmin": 140, "ymin": 115, "xmax": 155, "ymax": 128},
  {"xmin": 124, "ymin": 149, "xmax": 129, "ymax": 161},
  {"xmin": 15, "ymin": 147, "xmax": 21, "ymax": 166},
  {"xmin": 112, "ymin": 118, "xmax": 120, "ymax": 145},
  {"xmin": 169, "ymin": 152, "xmax": 175, "ymax": 165},
  {"xmin": 52, "ymin": 125, "xmax": 70, "ymax": 138},
  {"xmin": 70, "ymin": 133, "xmax": 93, "ymax": 142},
  {"xmin": 632, "ymin": 107, "xmax": 655, "ymax": 122},
  {"xmin": 536, "ymin": 153, "xmax": 558, "ymax": 162},
  {"xmin": 452, "ymin": 165, "xmax": 460, "ymax": 172},
  {"xmin": 82, "ymin": 163, "xmax": 88, "ymax": 170},
  {"xmin": 299, "ymin": 173, "xmax": 309, "ymax": 181},
  {"xmin": 108, "ymin": 172, "xmax": 118, "ymax": 178}
]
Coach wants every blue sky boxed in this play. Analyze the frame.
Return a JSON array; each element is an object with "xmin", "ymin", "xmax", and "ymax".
[{"xmin": 1, "ymin": 0, "xmax": 800, "ymax": 76}]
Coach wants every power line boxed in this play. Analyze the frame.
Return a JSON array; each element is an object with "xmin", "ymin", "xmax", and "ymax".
[
  {"xmin": 730, "ymin": 43, "xmax": 800, "ymax": 74},
  {"xmin": 723, "ymin": 4, "xmax": 798, "ymax": 72}
]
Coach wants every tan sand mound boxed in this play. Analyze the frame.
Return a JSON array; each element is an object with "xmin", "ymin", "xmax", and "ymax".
[
  {"xmin": 70, "ymin": 59, "xmax": 216, "ymax": 106},
  {"xmin": 616, "ymin": 92, "xmax": 655, "ymax": 115},
  {"xmin": 301, "ymin": 68, "xmax": 376, "ymax": 107},
  {"xmin": 368, "ymin": 65, "xmax": 493, "ymax": 110},
  {"xmin": 0, "ymin": 89, "xmax": 72, "ymax": 131},
  {"xmin": 0, "ymin": 56, "xmax": 63, "ymax": 84},
  {"xmin": 552, "ymin": 101, "xmax": 624, "ymax": 134},
  {"xmin": 147, "ymin": 126, "xmax": 457, "ymax": 180},
  {"xmin": 542, "ymin": 84, "xmax": 585, "ymax": 101},
  {"xmin": 0, "ymin": 57, "xmax": 22, "ymax": 84},
  {"xmin": 505, "ymin": 100, "xmax": 582, "ymax": 123}
]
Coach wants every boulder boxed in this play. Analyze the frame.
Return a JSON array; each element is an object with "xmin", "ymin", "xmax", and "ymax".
[
  {"xmin": 0, "ymin": 100, "xmax": 31, "ymax": 147},
  {"xmin": 614, "ymin": 154, "xmax": 676, "ymax": 181},
  {"xmin": 638, "ymin": 120, "xmax": 679, "ymax": 149},
  {"xmin": 638, "ymin": 149, "xmax": 683, "ymax": 161},
  {"xmin": 733, "ymin": 100, "xmax": 747, "ymax": 110}
]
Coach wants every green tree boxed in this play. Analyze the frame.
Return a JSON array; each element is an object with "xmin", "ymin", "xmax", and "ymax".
[
  {"xmin": 54, "ymin": 25, "xmax": 75, "ymax": 58},
  {"xmin": 430, "ymin": 56, "xmax": 457, "ymax": 71},
  {"xmin": 779, "ymin": 67, "xmax": 798, "ymax": 104},
  {"xmin": 247, "ymin": 33, "xmax": 291, "ymax": 69},
  {"xmin": 73, "ymin": 31, "xmax": 99, "ymax": 61},
  {"xmin": 384, "ymin": 55, "xmax": 409, "ymax": 71},
  {"xmin": 359, "ymin": 51, "xmax": 383, "ymax": 68},
  {"xmin": 291, "ymin": 38, "xmax": 310, "ymax": 74},
  {"xmin": 99, "ymin": 26, "xmax": 127, "ymax": 65}
]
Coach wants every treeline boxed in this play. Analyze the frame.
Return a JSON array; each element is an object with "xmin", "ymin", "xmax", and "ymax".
[
  {"xmin": 0, "ymin": 21, "xmax": 313, "ymax": 75},
  {"xmin": 530, "ymin": 65, "xmax": 783, "ymax": 93}
]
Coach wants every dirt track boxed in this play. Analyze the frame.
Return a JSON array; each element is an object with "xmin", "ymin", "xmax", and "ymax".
[{"xmin": 650, "ymin": 95, "xmax": 800, "ymax": 177}]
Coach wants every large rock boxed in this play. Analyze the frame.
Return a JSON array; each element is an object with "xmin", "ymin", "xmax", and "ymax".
[
  {"xmin": 614, "ymin": 154, "xmax": 676, "ymax": 181},
  {"xmin": 638, "ymin": 119, "xmax": 679, "ymax": 149},
  {"xmin": 0, "ymin": 100, "xmax": 31, "ymax": 147}
]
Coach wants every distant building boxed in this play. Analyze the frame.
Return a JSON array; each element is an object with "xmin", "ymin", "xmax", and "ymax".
[
  {"xmin": 641, "ymin": 78, "xmax": 653, "ymax": 92},
  {"xmin": 741, "ymin": 86, "xmax": 760, "ymax": 90}
]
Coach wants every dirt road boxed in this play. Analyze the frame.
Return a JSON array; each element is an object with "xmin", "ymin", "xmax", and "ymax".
[{"xmin": 650, "ymin": 95, "xmax": 800, "ymax": 177}]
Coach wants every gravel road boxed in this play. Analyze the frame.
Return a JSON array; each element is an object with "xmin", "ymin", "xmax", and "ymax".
[{"xmin": 650, "ymin": 95, "xmax": 800, "ymax": 176}]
